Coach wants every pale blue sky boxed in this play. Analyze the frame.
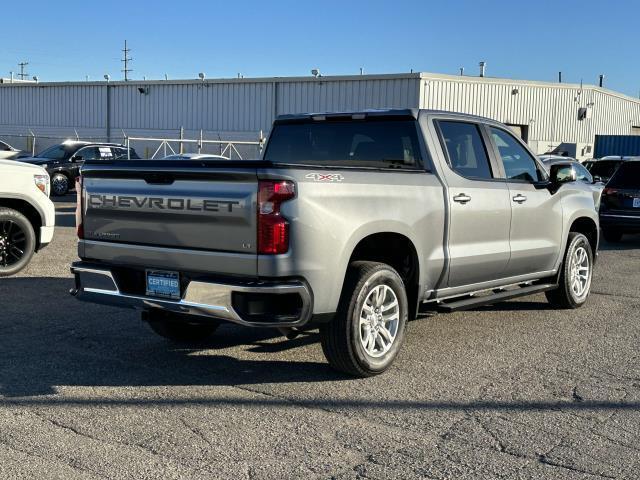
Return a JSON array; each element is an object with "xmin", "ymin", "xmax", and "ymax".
[{"xmin": 1, "ymin": 0, "xmax": 637, "ymax": 96}]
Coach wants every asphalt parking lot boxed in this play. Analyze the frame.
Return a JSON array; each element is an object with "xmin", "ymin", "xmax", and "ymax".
[{"xmin": 1, "ymin": 195, "xmax": 639, "ymax": 479}]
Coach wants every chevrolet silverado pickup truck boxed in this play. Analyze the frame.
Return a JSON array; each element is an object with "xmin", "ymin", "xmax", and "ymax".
[
  {"xmin": 0, "ymin": 159, "xmax": 55, "ymax": 276},
  {"xmin": 71, "ymin": 110, "xmax": 599, "ymax": 377}
]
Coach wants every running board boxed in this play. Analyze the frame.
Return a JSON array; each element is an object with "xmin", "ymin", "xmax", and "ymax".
[{"xmin": 435, "ymin": 283, "xmax": 558, "ymax": 312}]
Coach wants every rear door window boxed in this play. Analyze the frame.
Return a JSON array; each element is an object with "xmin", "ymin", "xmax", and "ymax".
[
  {"xmin": 438, "ymin": 121, "xmax": 493, "ymax": 180},
  {"xmin": 264, "ymin": 120, "xmax": 422, "ymax": 169},
  {"xmin": 76, "ymin": 147, "xmax": 101, "ymax": 161}
]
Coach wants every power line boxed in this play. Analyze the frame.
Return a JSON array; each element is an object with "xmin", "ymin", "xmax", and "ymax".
[
  {"xmin": 121, "ymin": 40, "xmax": 132, "ymax": 81},
  {"xmin": 17, "ymin": 61, "xmax": 29, "ymax": 80}
]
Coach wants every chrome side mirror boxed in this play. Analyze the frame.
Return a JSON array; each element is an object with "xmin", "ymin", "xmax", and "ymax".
[{"xmin": 550, "ymin": 163, "xmax": 576, "ymax": 185}]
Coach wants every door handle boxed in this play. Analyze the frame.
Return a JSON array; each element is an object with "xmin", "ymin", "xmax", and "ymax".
[
  {"xmin": 513, "ymin": 194, "xmax": 527, "ymax": 204},
  {"xmin": 453, "ymin": 193, "xmax": 471, "ymax": 204}
]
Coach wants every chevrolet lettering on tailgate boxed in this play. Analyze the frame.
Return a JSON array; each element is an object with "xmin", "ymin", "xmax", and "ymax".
[{"xmin": 88, "ymin": 194, "xmax": 240, "ymax": 213}]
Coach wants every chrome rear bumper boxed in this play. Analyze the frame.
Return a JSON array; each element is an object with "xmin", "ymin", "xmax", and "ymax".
[{"xmin": 70, "ymin": 263, "xmax": 313, "ymax": 328}]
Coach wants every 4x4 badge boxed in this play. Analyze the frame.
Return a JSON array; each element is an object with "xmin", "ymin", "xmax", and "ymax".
[{"xmin": 305, "ymin": 173, "xmax": 344, "ymax": 182}]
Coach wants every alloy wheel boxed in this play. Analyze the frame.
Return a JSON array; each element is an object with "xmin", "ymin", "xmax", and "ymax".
[
  {"xmin": 569, "ymin": 246, "xmax": 590, "ymax": 298},
  {"xmin": 359, "ymin": 284, "xmax": 400, "ymax": 358},
  {"xmin": 0, "ymin": 220, "xmax": 27, "ymax": 267}
]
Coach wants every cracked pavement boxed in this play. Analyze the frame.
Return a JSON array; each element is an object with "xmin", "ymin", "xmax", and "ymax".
[{"xmin": 0, "ymin": 196, "xmax": 639, "ymax": 479}]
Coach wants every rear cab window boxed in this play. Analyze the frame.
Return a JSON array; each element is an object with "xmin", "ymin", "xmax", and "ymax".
[
  {"xmin": 263, "ymin": 119, "xmax": 422, "ymax": 169},
  {"xmin": 607, "ymin": 162, "xmax": 640, "ymax": 189},
  {"xmin": 588, "ymin": 160, "xmax": 623, "ymax": 179}
]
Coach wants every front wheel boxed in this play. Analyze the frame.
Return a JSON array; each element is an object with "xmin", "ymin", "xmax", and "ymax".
[
  {"xmin": 320, "ymin": 261, "xmax": 408, "ymax": 377},
  {"xmin": 545, "ymin": 232, "xmax": 593, "ymax": 309},
  {"xmin": 143, "ymin": 309, "xmax": 220, "ymax": 343},
  {"xmin": 0, "ymin": 208, "xmax": 36, "ymax": 277},
  {"xmin": 51, "ymin": 173, "xmax": 70, "ymax": 196}
]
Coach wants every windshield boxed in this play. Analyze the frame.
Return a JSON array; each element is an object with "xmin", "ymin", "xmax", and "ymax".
[
  {"xmin": 264, "ymin": 120, "xmax": 422, "ymax": 169},
  {"xmin": 36, "ymin": 144, "xmax": 73, "ymax": 160}
]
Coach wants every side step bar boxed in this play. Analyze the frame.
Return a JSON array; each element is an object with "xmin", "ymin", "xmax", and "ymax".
[{"xmin": 435, "ymin": 283, "xmax": 558, "ymax": 312}]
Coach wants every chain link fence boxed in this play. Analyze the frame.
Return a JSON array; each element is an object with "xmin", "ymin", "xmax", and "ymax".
[{"xmin": 0, "ymin": 128, "xmax": 264, "ymax": 160}]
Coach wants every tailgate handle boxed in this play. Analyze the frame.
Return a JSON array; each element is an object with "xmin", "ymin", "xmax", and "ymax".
[{"xmin": 143, "ymin": 174, "xmax": 175, "ymax": 185}]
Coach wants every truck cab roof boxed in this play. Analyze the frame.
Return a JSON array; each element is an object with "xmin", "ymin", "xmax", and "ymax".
[{"xmin": 274, "ymin": 109, "xmax": 499, "ymax": 125}]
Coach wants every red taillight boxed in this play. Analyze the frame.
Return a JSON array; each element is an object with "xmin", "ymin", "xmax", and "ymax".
[
  {"xmin": 75, "ymin": 176, "xmax": 84, "ymax": 239},
  {"xmin": 602, "ymin": 187, "xmax": 618, "ymax": 197},
  {"xmin": 258, "ymin": 180, "xmax": 295, "ymax": 254}
]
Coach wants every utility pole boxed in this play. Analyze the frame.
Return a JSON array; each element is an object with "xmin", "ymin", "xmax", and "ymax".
[
  {"xmin": 121, "ymin": 40, "xmax": 132, "ymax": 81},
  {"xmin": 17, "ymin": 61, "xmax": 29, "ymax": 80}
]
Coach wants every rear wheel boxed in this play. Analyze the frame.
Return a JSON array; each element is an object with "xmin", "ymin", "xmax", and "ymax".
[
  {"xmin": 545, "ymin": 232, "xmax": 593, "ymax": 309},
  {"xmin": 51, "ymin": 173, "xmax": 70, "ymax": 196},
  {"xmin": 143, "ymin": 309, "xmax": 220, "ymax": 343},
  {"xmin": 0, "ymin": 208, "xmax": 36, "ymax": 277},
  {"xmin": 602, "ymin": 229, "xmax": 623, "ymax": 243},
  {"xmin": 320, "ymin": 261, "xmax": 408, "ymax": 377}
]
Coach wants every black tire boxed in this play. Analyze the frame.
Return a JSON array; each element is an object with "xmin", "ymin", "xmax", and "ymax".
[
  {"xmin": 545, "ymin": 232, "xmax": 593, "ymax": 309},
  {"xmin": 320, "ymin": 261, "xmax": 408, "ymax": 377},
  {"xmin": 0, "ymin": 208, "xmax": 36, "ymax": 277},
  {"xmin": 602, "ymin": 229, "xmax": 623, "ymax": 243},
  {"xmin": 51, "ymin": 173, "xmax": 70, "ymax": 196},
  {"xmin": 143, "ymin": 309, "xmax": 220, "ymax": 343}
]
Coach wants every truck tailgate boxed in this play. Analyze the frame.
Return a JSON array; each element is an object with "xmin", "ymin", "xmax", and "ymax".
[{"xmin": 79, "ymin": 160, "xmax": 259, "ymax": 274}]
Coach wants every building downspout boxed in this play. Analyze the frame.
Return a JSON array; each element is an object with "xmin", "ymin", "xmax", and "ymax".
[{"xmin": 106, "ymin": 84, "xmax": 111, "ymax": 142}]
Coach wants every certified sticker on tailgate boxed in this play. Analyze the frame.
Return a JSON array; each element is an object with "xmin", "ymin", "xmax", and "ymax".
[{"xmin": 146, "ymin": 270, "xmax": 180, "ymax": 299}]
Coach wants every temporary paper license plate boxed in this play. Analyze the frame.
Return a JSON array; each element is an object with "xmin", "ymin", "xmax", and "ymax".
[
  {"xmin": 146, "ymin": 270, "xmax": 180, "ymax": 299},
  {"xmin": 633, "ymin": 198, "xmax": 640, "ymax": 208}
]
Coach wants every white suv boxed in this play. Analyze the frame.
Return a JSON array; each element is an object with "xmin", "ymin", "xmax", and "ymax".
[{"xmin": 0, "ymin": 159, "xmax": 55, "ymax": 276}]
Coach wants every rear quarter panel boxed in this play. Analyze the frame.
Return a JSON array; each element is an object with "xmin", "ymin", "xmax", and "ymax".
[{"xmin": 257, "ymin": 168, "xmax": 446, "ymax": 314}]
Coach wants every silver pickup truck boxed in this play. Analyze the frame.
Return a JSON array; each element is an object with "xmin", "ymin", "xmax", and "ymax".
[{"xmin": 71, "ymin": 109, "xmax": 599, "ymax": 377}]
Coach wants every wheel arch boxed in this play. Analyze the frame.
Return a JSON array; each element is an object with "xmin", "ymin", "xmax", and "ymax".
[
  {"xmin": 339, "ymin": 228, "xmax": 422, "ymax": 320},
  {"xmin": 0, "ymin": 198, "xmax": 43, "ymax": 250},
  {"xmin": 569, "ymin": 216, "xmax": 599, "ymax": 258}
]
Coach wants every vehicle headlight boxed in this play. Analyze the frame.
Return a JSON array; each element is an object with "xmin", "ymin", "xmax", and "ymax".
[{"xmin": 34, "ymin": 174, "xmax": 50, "ymax": 197}]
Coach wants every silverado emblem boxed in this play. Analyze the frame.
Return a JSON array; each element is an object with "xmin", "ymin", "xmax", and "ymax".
[{"xmin": 305, "ymin": 173, "xmax": 344, "ymax": 182}]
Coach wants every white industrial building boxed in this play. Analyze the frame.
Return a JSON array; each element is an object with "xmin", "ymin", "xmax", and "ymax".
[{"xmin": 1, "ymin": 71, "xmax": 640, "ymax": 159}]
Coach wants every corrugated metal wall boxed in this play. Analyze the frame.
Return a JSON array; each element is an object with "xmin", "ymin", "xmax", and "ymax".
[
  {"xmin": 0, "ymin": 76, "xmax": 420, "ymax": 137},
  {"xmin": 0, "ymin": 84, "xmax": 106, "ymax": 128},
  {"xmin": 276, "ymin": 78, "xmax": 418, "ymax": 114},
  {"xmin": 109, "ymin": 82, "xmax": 275, "ymax": 132},
  {"xmin": 420, "ymin": 77, "xmax": 640, "ymax": 152}
]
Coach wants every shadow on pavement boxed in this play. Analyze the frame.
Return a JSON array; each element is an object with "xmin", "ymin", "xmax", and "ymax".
[
  {"xmin": 0, "ymin": 277, "xmax": 346, "ymax": 397},
  {"xmin": 2, "ymin": 277, "xmax": 638, "ymax": 415},
  {"xmin": 599, "ymin": 233, "xmax": 640, "ymax": 251}
]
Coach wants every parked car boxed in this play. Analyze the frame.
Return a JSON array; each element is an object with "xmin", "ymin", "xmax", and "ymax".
[
  {"xmin": 585, "ymin": 156, "xmax": 638, "ymax": 183},
  {"xmin": 18, "ymin": 141, "xmax": 140, "ymax": 196},
  {"xmin": 163, "ymin": 153, "xmax": 229, "ymax": 160},
  {"xmin": 540, "ymin": 156, "xmax": 604, "ymax": 208},
  {"xmin": 538, "ymin": 154, "xmax": 577, "ymax": 163},
  {"xmin": 0, "ymin": 140, "xmax": 22, "ymax": 160},
  {"xmin": 0, "ymin": 159, "xmax": 55, "ymax": 276},
  {"xmin": 70, "ymin": 109, "xmax": 599, "ymax": 377},
  {"xmin": 599, "ymin": 160, "xmax": 640, "ymax": 242}
]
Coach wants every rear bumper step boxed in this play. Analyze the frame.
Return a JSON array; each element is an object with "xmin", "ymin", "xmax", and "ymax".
[
  {"xmin": 70, "ymin": 262, "xmax": 313, "ymax": 327},
  {"xmin": 435, "ymin": 283, "xmax": 557, "ymax": 312}
]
